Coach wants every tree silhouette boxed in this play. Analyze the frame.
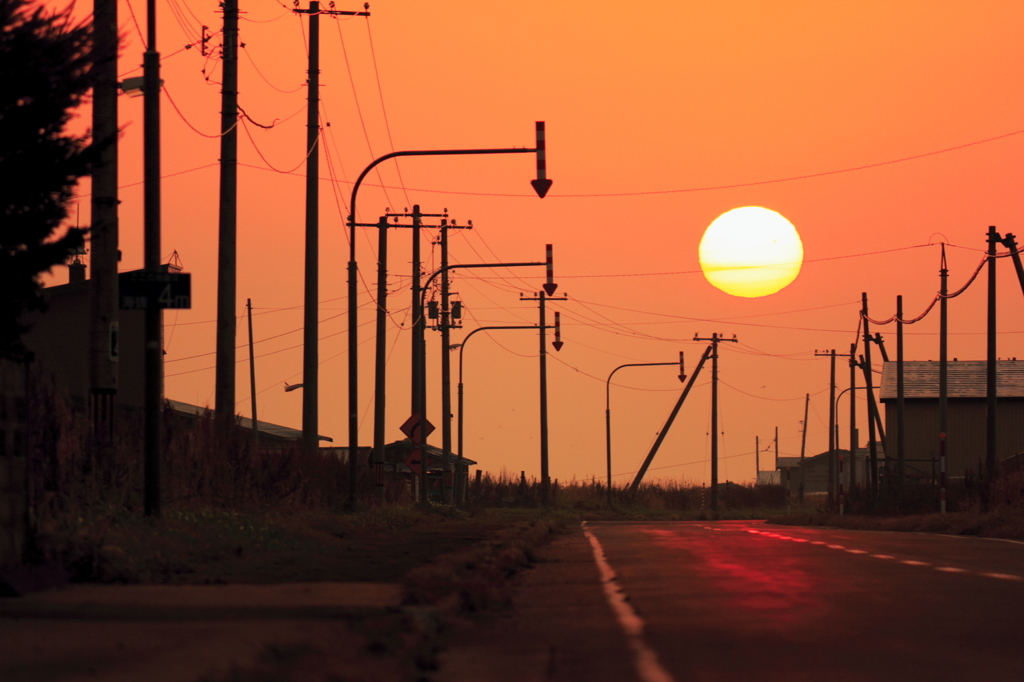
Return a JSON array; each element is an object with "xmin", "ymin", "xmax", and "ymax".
[{"xmin": 1, "ymin": 0, "xmax": 93, "ymax": 353}]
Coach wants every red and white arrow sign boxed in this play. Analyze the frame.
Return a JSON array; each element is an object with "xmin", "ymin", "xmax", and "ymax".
[
  {"xmin": 552, "ymin": 311, "xmax": 563, "ymax": 351},
  {"xmin": 542, "ymin": 244, "xmax": 558, "ymax": 295},
  {"xmin": 678, "ymin": 351, "xmax": 686, "ymax": 383},
  {"xmin": 530, "ymin": 121, "xmax": 553, "ymax": 199}
]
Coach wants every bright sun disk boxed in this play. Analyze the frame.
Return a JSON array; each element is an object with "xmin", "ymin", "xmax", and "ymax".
[{"xmin": 698, "ymin": 207, "xmax": 804, "ymax": 298}]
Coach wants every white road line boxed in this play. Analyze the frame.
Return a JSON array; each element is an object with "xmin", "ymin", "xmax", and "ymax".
[
  {"xmin": 981, "ymin": 572, "xmax": 1023, "ymax": 581},
  {"xmin": 581, "ymin": 522, "xmax": 676, "ymax": 682},
  {"xmin": 827, "ymin": 544, "xmax": 845, "ymax": 550},
  {"xmin": 902, "ymin": 560, "xmax": 931, "ymax": 566},
  {"xmin": 872, "ymin": 555, "xmax": 895, "ymax": 559},
  {"xmin": 810, "ymin": 541, "xmax": 827, "ymax": 545},
  {"xmin": 935, "ymin": 567, "xmax": 968, "ymax": 573},
  {"xmin": 846, "ymin": 549, "xmax": 868, "ymax": 554}
]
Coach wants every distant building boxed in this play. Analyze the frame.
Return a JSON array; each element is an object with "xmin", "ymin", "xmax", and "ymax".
[
  {"xmin": 880, "ymin": 360, "xmax": 1024, "ymax": 480},
  {"xmin": 775, "ymin": 446, "xmax": 881, "ymax": 493}
]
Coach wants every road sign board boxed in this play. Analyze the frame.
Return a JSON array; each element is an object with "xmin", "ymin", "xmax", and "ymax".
[
  {"xmin": 400, "ymin": 412, "xmax": 435, "ymax": 444},
  {"xmin": 119, "ymin": 271, "xmax": 192, "ymax": 310},
  {"xmin": 405, "ymin": 447, "xmax": 423, "ymax": 476}
]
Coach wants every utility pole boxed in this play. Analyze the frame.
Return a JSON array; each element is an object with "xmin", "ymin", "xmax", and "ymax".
[
  {"xmin": 849, "ymin": 342, "xmax": 858, "ymax": 490},
  {"xmin": 143, "ymin": 0, "xmax": 163, "ymax": 517},
  {"xmin": 247, "ymin": 298, "xmax": 258, "ymax": 448},
  {"xmin": 939, "ymin": 244, "xmax": 948, "ymax": 513},
  {"xmin": 693, "ymin": 333, "xmax": 738, "ymax": 515},
  {"xmin": 292, "ymin": 1, "xmax": 370, "ymax": 456},
  {"xmin": 433, "ymin": 217, "xmax": 470, "ymax": 504},
  {"xmin": 521, "ymin": 264, "xmax": 566, "ymax": 507},
  {"xmin": 214, "ymin": 0, "xmax": 239, "ymax": 432},
  {"xmin": 861, "ymin": 293, "xmax": 879, "ymax": 498},
  {"xmin": 755, "ymin": 435, "xmax": 759, "ymax": 483},
  {"xmin": 89, "ymin": 0, "xmax": 119, "ymax": 445},
  {"xmin": 985, "ymin": 226, "xmax": 999, "ymax": 504},
  {"xmin": 774, "ymin": 426, "xmax": 778, "ymax": 470},
  {"xmin": 896, "ymin": 295, "xmax": 905, "ymax": 491},
  {"xmin": 799, "ymin": 393, "xmax": 809, "ymax": 503},
  {"xmin": 815, "ymin": 349, "xmax": 837, "ymax": 505}
]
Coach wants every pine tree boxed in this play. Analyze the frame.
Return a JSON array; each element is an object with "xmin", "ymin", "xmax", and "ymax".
[{"xmin": 1, "ymin": 0, "xmax": 93, "ymax": 353}]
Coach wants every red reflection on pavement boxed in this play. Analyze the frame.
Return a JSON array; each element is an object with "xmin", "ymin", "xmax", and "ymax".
[{"xmin": 642, "ymin": 525, "xmax": 825, "ymax": 626}]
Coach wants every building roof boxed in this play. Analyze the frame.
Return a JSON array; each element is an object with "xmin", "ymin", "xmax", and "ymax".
[
  {"xmin": 880, "ymin": 360, "xmax": 1024, "ymax": 400},
  {"xmin": 167, "ymin": 399, "xmax": 333, "ymax": 443}
]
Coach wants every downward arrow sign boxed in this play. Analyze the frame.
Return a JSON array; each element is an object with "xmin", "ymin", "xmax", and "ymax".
[
  {"xmin": 531, "ymin": 178, "xmax": 552, "ymax": 199},
  {"xmin": 532, "ymin": 122, "xmax": 552, "ymax": 198},
  {"xmin": 552, "ymin": 311, "xmax": 563, "ymax": 351}
]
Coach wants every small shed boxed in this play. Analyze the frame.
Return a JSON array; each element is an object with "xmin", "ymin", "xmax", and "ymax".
[{"xmin": 880, "ymin": 360, "xmax": 1024, "ymax": 480}]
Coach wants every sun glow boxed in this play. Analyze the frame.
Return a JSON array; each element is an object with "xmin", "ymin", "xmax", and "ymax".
[{"xmin": 698, "ymin": 207, "xmax": 804, "ymax": 298}]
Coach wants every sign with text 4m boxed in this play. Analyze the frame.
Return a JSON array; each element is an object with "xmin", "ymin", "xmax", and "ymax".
[{"xmin": 119, "ymin": 271, "xmax": 192, "ymax": 310}]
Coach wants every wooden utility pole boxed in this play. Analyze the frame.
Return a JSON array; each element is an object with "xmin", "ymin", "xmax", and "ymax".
[
  {"xmin": 693, "ymin": 333, "xmax": 738, "ymax": 515},
  {"xmin": 247, "ymin": 298, "xmax": 258, "ymax": 447},
  {"xmin": 799, "ymin": 392, "xmax": 809, "ymax": 503},
  {"xmin": 89, "ymin": 0, "xmax": 119, "ymax": 444},
  {"xmin": 215, "ymin": 0, "xmax": 240, "ymax": 431}
]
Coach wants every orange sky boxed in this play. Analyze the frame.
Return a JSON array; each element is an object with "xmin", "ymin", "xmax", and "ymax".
[{"xmin": 59, "ymin": 0, "xmax": 1024, "ymax": 486}]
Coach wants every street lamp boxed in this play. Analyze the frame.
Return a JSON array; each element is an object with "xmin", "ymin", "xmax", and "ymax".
[
  {"xmin": 345, "ymin": 123, "xmax": 553, "ymax": 505},
  {"xmin": 452, "ymin": 325, "xmax": 552, "ymax": 504},
  {"xmin": 605, "ymin": 357, "xmax": 685, "ymax": 507}
]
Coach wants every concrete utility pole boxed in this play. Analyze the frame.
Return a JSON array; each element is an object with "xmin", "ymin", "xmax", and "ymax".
[
  {"xmin": 142, "ymin": 0, "xmax": 163, "ymax": 517},
  {"xmin": 799, "ymin": 393, "xmax": 809, "ymax": 503},
  {"xmin": 693, "ymin": 333, "xmax": 738, "ymax": 514},
  {"xmin": 896, "ymin": 295, "xmax": 905, "ymax": 490},
  {"xmin": 292, "ymin": 1, "xmax": 370, "ymax": 456},
  {"xmin": 89, "ymin": 0, "xmax": 119, "ymax": 444},
  {"xmin": 861, "ymin": 293, "xmax": 879, "ymax": 498},
  {"xmin": 986, "ymin": 227, "xmax": 999, "ymax": 501},
  {"xmin": 849, "ymin": 342, "xmax": 858, "ymax": 489},
  {"xmin": 938, "ymin": 244, "xmax": 948, "ymax": 513},
  {"xmin": 521, "ymin": 269, "xmax": 567, "ymax": 507},
  {"xmin": 434, "ymin": 217, "xmax": 470, "ymax": 504},
  {"xmin": 247, "ymin": 298, "xmax": 258, "ymax": 448},
  {"xmin": 755, "ymin": 435, "xmax": 759, "ymax": 483},
  {"xmin": 214, "ymin": 0, "xmax": 239, "ymax": 431}
]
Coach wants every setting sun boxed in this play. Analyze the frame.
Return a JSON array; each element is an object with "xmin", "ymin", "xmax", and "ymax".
[{"xmin": 698, "ymin": 207, "xmax": 804, "ymax": 298}]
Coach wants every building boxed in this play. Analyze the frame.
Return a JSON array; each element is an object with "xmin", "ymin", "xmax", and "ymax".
[
  {"xmin": 775, "ymin": 446, "xmax": 880, "ymax": 493},
  {"xmin": 880, "ymin": 360, "xmax": 1024, "ymax": 480}
]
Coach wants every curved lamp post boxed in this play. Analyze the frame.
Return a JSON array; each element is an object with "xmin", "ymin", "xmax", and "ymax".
[
  {"xmin": 344, "ymin": 123, "xmax": 552, "ymax": 504},
  {"xmin": 452, "ymin": 325, "xmax": 552, "ymax": 504},
  {"xmin": 605, "ymin": 359, "xmax": 684, "ymax": 507}
]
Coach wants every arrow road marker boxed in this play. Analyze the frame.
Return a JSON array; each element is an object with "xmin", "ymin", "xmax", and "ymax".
[
  {"xmin": 552, "ymin": 311, "xmax": 563, "ymax": 351},
  {"xmin": 530, "ymin": 121, "xmax": 553, "ymax": 198},
  {"xmin": 543, "ymin": 244, "xmax": 558, "ymax": 295}
]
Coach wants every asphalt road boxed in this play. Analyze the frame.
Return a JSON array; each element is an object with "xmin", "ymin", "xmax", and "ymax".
[{"xmin": 581, "ymin": 520, "xmax": 1024, "ymax": 682}]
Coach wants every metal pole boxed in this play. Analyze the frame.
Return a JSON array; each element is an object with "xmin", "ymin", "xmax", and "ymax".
[
  {"xmin": 411, "ymin": 206, "xmax": 426, "ymax": 501},
  {"xmin": 455, "ymin": 325, "xmax": 546, "ymax": 504},
  {"xmin": 605, "ymin": 361, "xmax": 680, "ymax": 506},
  {"xmin": 829, "ymin": 350, "xmax": 836, "ymax": 503},
  {"xmin": 301, "ymin": 1, "xmax": 320, "ymax": 455},
  {"xmin": 755, "ymin": 435, "xmax": 760, "ymax": 484},
  {"xmin": 89, "ymin": 0, "xmax": 119, "ymax": 444},
  {"xmin": 775, "ymin": 426, "xmax": 778, "ymax": 470},
  {"xmin": 214, "ymin": 0, "xmax": 239, "ymax": 430},
  {"xmin": 897, "ymin": 295, "xmax": 906, "ymax": 490},
  {"xmin": 539, "ymin": 291, "xmax": 550, "ymax": 506},
  {"xmin": 440, "ymin": 224, "xmax": 454, "ymax": 504},
  {"xmin": 939, "ymin": 244, "xmax": 948, "ymax": 513},
  {"xmin": 372, "ymin": 217, "xmax": 388, "ymax": 494},
  {"xmin": 986, "ymin": 227, "xmax": 998, "ymax": 499},
  {"xmin": 247, "ymin": 298, "xmax": 258, "ymax": 447},
  {"xmin": 799, "ymin": 392, "xmax": 809, "ymax": 503},
  {"xmin": 711, "ymin": 334, "xmax": 719, "ymax": 513},
  {"xmin": 143, "ymin": 0, "xmax": 162, "ymax": 517}
]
